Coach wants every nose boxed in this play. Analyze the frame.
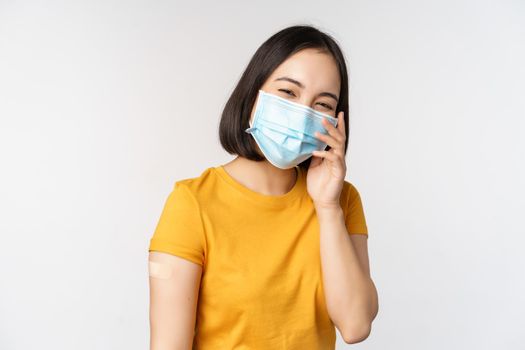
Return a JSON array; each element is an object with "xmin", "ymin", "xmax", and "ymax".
[{"xmin": 297, "ymin": 95, "xmax": 316, "ymax": 110}]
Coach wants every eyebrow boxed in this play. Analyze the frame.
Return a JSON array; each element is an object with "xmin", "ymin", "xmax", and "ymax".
[{"xmin": 274, "ymin": 76, "xmax": 339, "ymax": 102}]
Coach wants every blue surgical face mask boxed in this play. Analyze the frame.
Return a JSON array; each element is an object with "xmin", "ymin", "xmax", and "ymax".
[{"xmin": 244, "ymin": 89, "xmax": 339, "ymax": 169}]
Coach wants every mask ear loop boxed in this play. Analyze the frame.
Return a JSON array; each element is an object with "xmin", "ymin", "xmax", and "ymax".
[{"xmin": 148, "ymin": 260, "xmax": 174, "ymax": 279}]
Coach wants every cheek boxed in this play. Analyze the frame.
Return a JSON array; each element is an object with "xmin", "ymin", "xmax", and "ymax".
[
  {"xmin": 249, "ymin": 107, "xmax": 256, "ymax": 126},
  {"xmin": 250, "ymin": 96, "xmax": 260, "ymax": 124}
]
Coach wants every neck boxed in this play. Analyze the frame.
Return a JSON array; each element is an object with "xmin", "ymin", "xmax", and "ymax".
[{"xmin": 221, "ymin": 157, "xmax": 298, "ymax": 196}]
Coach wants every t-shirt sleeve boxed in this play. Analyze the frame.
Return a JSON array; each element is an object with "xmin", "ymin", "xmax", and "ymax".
[
  {"xmin": 344, "ymin": 183, "xmax": 369, "ymax": 236},
  {"xmin": 148, "ymin": 182, "xmax": 206, "ymax": 266}
]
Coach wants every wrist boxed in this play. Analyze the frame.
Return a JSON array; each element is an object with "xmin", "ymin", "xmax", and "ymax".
[{"xmin": 314, "ymin": 203, "xmax": 344, "ymax": 219}]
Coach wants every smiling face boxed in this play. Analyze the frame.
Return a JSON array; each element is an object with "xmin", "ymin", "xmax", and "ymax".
[{"xmin": 249, "ymin": 48, "xmax": 341, "ymax": 126}]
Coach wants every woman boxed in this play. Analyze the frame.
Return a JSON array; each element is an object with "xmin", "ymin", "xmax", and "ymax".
[{"xmin": 148, "ymin": 24, "xmax": 379, "ymax": 349}]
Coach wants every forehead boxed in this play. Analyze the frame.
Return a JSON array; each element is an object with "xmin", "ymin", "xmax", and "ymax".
[{"xmin": 267, "ymin": 48, "xmax": 340, "ymax": 93}]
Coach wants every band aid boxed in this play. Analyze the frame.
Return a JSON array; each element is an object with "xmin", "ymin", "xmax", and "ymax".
[{"xmin": 149, "ymin": 260, "xmax": 173, "ymax": 279}]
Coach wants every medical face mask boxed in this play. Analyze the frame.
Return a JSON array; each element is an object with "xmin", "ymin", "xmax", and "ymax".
[{"xmin": 244, "ymin": 89, "xmax": 339, "ymax": 169}]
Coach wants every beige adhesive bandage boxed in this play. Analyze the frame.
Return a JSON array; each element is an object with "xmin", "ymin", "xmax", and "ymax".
[{"xmin": 148, "ymin": 260, "xmax": 174, "ymax": 279}]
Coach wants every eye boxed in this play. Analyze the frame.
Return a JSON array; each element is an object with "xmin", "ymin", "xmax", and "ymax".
[
  {"xmin": 317, "ymin": 102, "xmax": 333, "ymax": 110},
  {"xmin": 278, "ymin": 88, "xmax": 296, "ymax": 97}
]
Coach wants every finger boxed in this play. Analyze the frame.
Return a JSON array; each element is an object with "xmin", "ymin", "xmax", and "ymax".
[
  {"xmin": 338, "ymin": 111, "xmax": 346, "ymax": 138},
  {"xmin": 326, "ymin": 144, "xmax": 345, "ymax": 159},
  {"xmin": 315, "ymin": 130, "xmax": 342, "ymax": 150},
  {"xmin": 312, "ymin": 149, "xmax": 340, "ymax": 163},
  {"xmin": 321, "ymin": 117, "xmax": 345, "ymax": 144}
]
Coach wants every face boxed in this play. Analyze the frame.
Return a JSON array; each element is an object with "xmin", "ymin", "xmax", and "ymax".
[{"xmin": 249, "ymin": 48, "xmax": 341, "ymax": 127}]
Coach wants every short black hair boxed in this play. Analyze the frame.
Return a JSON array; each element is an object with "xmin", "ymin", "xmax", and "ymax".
[{"xmin": 218, "ymin": 24, "xmax": 350, "ymax": 173}]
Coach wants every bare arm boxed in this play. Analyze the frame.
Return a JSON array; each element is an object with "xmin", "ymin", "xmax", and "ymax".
[{"xmin": 149, "ymin": 251, "xmax": 202, "ymax": 350}]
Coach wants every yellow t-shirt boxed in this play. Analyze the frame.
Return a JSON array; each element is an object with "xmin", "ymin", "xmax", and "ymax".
[{"xmin": 148, "ymin": 164, "xmax": 368, "ymax": 349}]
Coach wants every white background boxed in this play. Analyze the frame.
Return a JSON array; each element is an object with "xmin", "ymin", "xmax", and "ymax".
[{"xmin": 1, "ymin": 0, "xmax": 524, "ymax": 349}]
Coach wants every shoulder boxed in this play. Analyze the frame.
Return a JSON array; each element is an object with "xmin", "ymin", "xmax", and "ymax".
[
  {"xmin": 341, "ymin": 179, "xmax": 362, "ymax": 201},
  {"xmin": 340, "ymin": 179, "xmax": 368, "ymax": 234},
  {"xmin": 170, "ymin": 166, "xmax": 218, "ymax": 203},
  {"xmin": 340, "ymin": 180, "xmax": 364, "ymax": 212}
]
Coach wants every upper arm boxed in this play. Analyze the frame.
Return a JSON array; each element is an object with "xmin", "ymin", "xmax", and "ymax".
[
  {"xmin": 149, "ymin": 181, "xmax": 207, "ymax": 266},
  {"xmin": 149, "ymin": 251, "xmax": 202, "ymax": 350},
  {"xmin": 344, "ymin": 183, "xmax": 368, "ymax": 236},
  {"xmin": 147, "ymin": 181, "xmax": 207, "ymax": 349}
]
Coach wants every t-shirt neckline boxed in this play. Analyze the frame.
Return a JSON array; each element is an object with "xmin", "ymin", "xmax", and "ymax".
[{"xmin": 213, "ymin": 164, "xmax": 305, "ymax": 208}]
